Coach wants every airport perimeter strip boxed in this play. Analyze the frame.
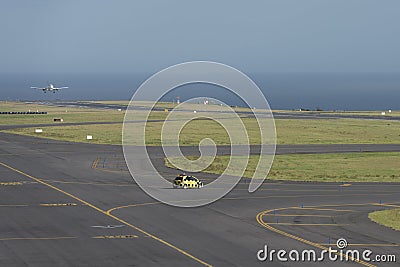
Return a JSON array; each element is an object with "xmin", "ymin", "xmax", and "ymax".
[{"xmin": 0, "ymin": 161, "xmax": 212, "ymax": 267}]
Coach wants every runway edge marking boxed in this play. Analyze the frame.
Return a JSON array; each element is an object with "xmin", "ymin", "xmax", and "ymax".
[{"xmin": 0, "ymin": 161, "xmax": 212, "ymax": 267}]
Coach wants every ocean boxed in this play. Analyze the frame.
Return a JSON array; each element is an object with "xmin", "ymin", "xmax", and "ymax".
[{"xmin": 0, "ymin": 72, "xmax": 399, "ymax": 110}]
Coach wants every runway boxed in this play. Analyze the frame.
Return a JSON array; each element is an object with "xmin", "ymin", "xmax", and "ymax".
[
  {"xmin": 44, "ymin": 101, "xmax": 400, "ymax": 121},
  {"xmin": 0, "ymin": 132, "xmax": 399, "ymax": 266}
]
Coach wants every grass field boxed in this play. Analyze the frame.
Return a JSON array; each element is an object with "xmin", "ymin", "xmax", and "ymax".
[
  {"xmin": 4, "ymin": 117, "xmax": 400, "ymax": 146},
  {"xmin": 283, "ymin": 110, "xmax": 400, "ymax": 117},
  {"xmin": 6, "ymin": 124, "xmax": 123, "ymax": 144},
  {"xmin": 369, "ymin": 209, "xmax": 400, "ymax": 231},
  {"xmin": 0, "ymin": 112, "xmax": 125, "ymax": 125},
  {"xmin": 0, "ymin": 101, "xmax": 125, "ymax": 125},
  {"xmin": 0, "ymin": 101, "xmax": 83, "ymax": 112},
  {"xmin": 2, "ymin": 102, "xmax": 400, "ymax": 183},
  {"xmin": 2, "ymin": 101, "xmax": 400, "ymax": 146},
  {"xmin": 165, "ymin": 152, "xmax": 400, "ymax": 182},
  {"xmin": 275, "ymin": 118, "xmax": 400, "ymax": 144}
]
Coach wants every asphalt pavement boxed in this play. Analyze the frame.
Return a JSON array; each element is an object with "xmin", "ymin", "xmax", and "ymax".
[{"xmin": 0, "ymin": 132, "xmax": 399, "ymax": 266}]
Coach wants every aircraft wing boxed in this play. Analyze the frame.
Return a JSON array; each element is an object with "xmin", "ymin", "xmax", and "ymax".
[{"xmin": 30, "ymin": 87, "xmax": 45, "ymax": 90}]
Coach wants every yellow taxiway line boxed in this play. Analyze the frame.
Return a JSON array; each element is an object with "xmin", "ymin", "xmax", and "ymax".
[
  {"xmin": 263, "ymin": 214, "xmax": 333, "ymax": 217},
  {"xmin": 0, "ymin": 161, "xmax": 212, "ymax": 267},
  {"xmin": 291, "ymin": 207, "xmax": 354, "ymax": 212},
  {"xmin": 105, "ymin": 193, "xmax": 398, "ymax": 216},
  {"xmin": 256, "ymin": 207, "xmax": 376, "ymax": 267},
  {"xmin": 265, "ymin": 223, "xmax": 349, "ymax": 226}
]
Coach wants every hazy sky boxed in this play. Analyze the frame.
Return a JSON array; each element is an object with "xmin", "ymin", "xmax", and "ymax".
[{"xmin": 1, "ymin": 0, "xmax": 400, "ymax": 74}]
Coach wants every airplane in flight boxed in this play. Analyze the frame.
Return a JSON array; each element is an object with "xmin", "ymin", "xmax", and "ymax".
[{"xmin": 31, "ymin": 83, "xmax": 68, "ymax": 93}]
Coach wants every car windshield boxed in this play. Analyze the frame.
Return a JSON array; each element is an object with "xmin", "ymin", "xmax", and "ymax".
[{"xmin": 174, "ymin": 176, "xmax": 183, "ymax": 181}]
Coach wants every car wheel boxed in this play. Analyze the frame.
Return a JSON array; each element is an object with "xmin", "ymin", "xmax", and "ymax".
[{"xmin": 183, "ymin": 184, "xmax": 187, "ymax": 189}]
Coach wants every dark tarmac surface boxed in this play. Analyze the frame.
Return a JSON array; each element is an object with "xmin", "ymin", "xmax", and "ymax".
[{"xmin": 0, "ymin": 132, "xmax": 399, "ymax": 266}]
